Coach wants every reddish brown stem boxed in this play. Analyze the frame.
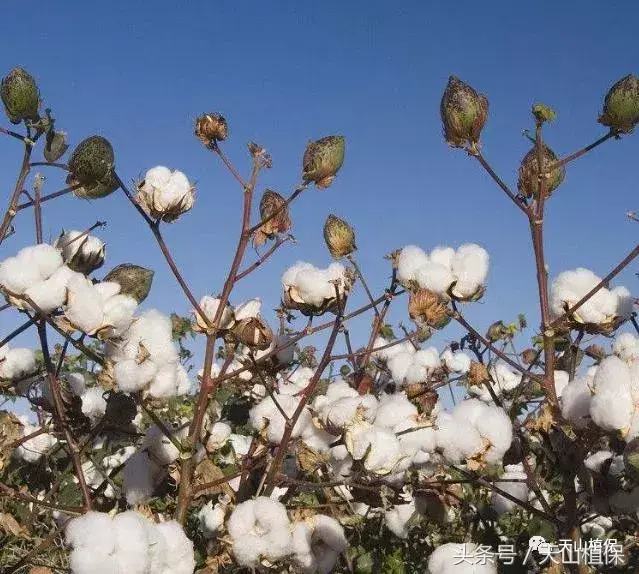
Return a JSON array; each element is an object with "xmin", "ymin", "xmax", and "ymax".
[
  {"xmin": 474, "ymin": 151, "xmax": 528, "ymax": 215},
  {"xmin": 235, "ymin": 235, "xmax": 292, "ymax": 281},
  {"xmin": 0, "ymin": 142, "xmax": 34, "ymax": 246},
  {"xmin": 548, "ymin": 130, "xmax": 616, "ymax": 171}
]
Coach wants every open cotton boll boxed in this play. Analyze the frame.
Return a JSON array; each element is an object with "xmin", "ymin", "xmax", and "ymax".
[
  {"xmin": 101, "ymin": 294, "xmax": 138, "ymax": 336},
  {"xmin": 205, "ymin": 421, "xmax": 232, "ymax": 450},
  {"xmin": 554, "ymin": 370, "xmax": 570, "ymax": 399},
  {"xmin": 293, "ymin": 514, "xmax": 347, "ymax": 573},
  {"xmin": 20, "ymin": 244, "xmax": 64, "ymax": 282},
  {"xmin": 147, "ymin": 362, "xmax": 190, "ymax": 397},
  {"xmin": 612, "ymin": 286, "xmax": 634, "ymax": 319},
  {"xmin": 581, "ymin": 515, "xmax": 613, "ymax": 539},
  {"xmin": 144, "ymin": 165, "xmax": 172, "ymax": 188},
  {"xmin": 66, "ymin": 372, "xmax": 87, "ymax": 396},
  {"xmin": 450, "ymin": 244, "xmax": 489, "ymax": 299},
  {"xmin": 372, "ymin": 336, "xmax": 416, "ymax": 362},
  {"xmin": 375, "ymin": 392, "xmax": 418, "ymax": 429},
  {"xmin": 396, "ymin": 245, "xmax": 429, "ymax": 286},
  {"xmin": 614, "ymin": 332, "xmax": 639, "ymax": 364},
  {"xmin": 345, "ymin": 419, "xmax": 405, "ymax": 474},
  {"xmin": 143, "ymin": 422, "xmax": 186, "ymax": 464},
  {"xmin": 198, "ymin": 499, "xmax": 228, "ymax": 537},
  {"xmin": 0, "ymin": 346, "xmax": 37, "ymax": 380},
  {"xmin": 590, "ymin": 356, "xmax": 638, "ymax": 438},
  {"xmin": 416, "ymin": 261, "xmax": 455, "ymax": 295},
  {"xmin": 429, "ymin": 542, "xmax": 497, "ymax": 574},
  {"xmin": 384, "ymin": 501, "xmax": 416, "ymax": 538},
  {"xmin": 64, "ymin": 274, "xmax": 106, "ymax": 335},
  {"xmin": 584, "ymin": 450, "xmax": 614, "ymax": 473},
  {"xmin": 394, "ymin": 419, "xmax": 437, "ymax": 461},
  {"xmin": 403, "ymin": 348, "xmax": 441, "ymax": 385},
  {"xmin": 14, "ymin": 425, "xmax": 57, "ymax": 463},
  {"xmin": 441, "ymin": 349, "xmax": 471, "ymax": 374},
  {"xmin": 114, "ymin": 359, "xmax": 158, "ymax": 393},
  {"xmin": 103, "ymin": 446, "xmax": 136, "ymax": 470},
  {"xmin": 278, "ymin": 366, "xmax": 314, "ymax": 395},
  {"xmin": 113, "ymin": 309, "xmax": 178, "ymax": 365},
  {"xmin": 0, "ymin": 255, "xmax": 42, "ymax": 294},
  {"xmin": 316, "ymin": 394, "xmax": 379, "ymax": 431},
  {"xmin": 470, "ymin": 363, "xmax": 522, "ymax": 402},
  {"xmin": 227, "ymin": 496, "xmax": 292, "ymax": 567},
  {"xmin": 154, "ymin": 521, "xmax": 196, "ymax": 574},
  {"xmin": 436, "ymin": 412, "xmax": 482, "ymax": 464},
  {"xmin": 80, "ymin": 387, "xmax": 107, "ymax": 423},
  {"xmin": 388, "ymin": 351, "xmax": 416, "ymax": 384},
  {"xmin": 234, "ymin": 298, "xmax": 262, "ymax": 320},
  {"xmin": 302, "ymin": 422, "xmax": 337, "ymax": 452},
  {"xmin": 79, "ymin": 460, "xmax": 115, "ymax": 498},
  {"xmin": 23, "ymin": 265, "xmax": 76, "ymax": 313},
  {"xmin": 123, "ymin": 450, "xmax": 163, "ymax": 505},
  {"xmin": 249, "ymin": 393, "xmax": 312, "ymax": 443},
  {"xmin": 560, "ymin": 375, "xmax": 594, "ymax": 429},
  {"xmin": 65, "ymin": 510, "xmax": 117, "ymax": 558},
  {"xmin": 195, "ymin": 295, "xmax": 235, "ymax": 330},
  {"xmin": 491, "ymin": 464, "xmax": 529, "ymax": 515}
]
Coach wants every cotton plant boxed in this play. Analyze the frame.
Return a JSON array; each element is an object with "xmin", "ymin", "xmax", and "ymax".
[{"xmin": 395, "ymin": 243, "xmax": 489, "ymax": 301}]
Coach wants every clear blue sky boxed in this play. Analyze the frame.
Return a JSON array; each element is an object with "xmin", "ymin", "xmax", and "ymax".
[{"xmin": 1, "ymin": 1, "xmax": 638, "ymax": 382}]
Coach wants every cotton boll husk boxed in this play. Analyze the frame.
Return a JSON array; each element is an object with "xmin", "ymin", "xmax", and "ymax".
[
  {"xmin": 384, "ymin": 501, "xmax": 416, "ymax": 538},
  {"xmin": 24, "ymin": 265, "xmax": 76, "ymax": 313},
  {"xmin": 614, "ymin": 332, "xmax": 639, "ymax": 364},
  {"xmin": 154, "ymin": 520, "xmax": 196, "ymax": 574},
  {"xmin": 441, "ymin": 349, "xmax": 471, "ymax": 374},
  {"xmin": 234, "ymin": 298, "xmax": 262, "ymax": 320},
  {"xmin": 450, "ymin": 244, "xmax": 489, "ymax": 299},
  {"xmin": 560, "ymin": 375, "xmax": 593, "ymax": 428},
  {"xmin": 429, "ymin": 542, "xmax": 497, "ymax": 574},
  {"xmin": 584, "ymin": 450, "xmax": 614, "ymax": 473},
  {"xmin": 590, "ymin": 356, "xmax": 634, "ymax": 433},
  {"xmin": 416, "ymin": 261, "xmax": 455, "ymax": 295},
  {"xmin": 375, "ymin": 392, "xmax": 418, "ymax": 429},
  {"xmin": 123, "ymin": 450, "xmax": 162, "ymax": 504},
  {"xmin": 491, "ymin": 464, "xmax": 529, "ymax": 515},
  {"xmin": 0, "ymin": 347, "xmax": 37, "ymax": 380},
  {"xmin": 396, "ymin": 245, "xmax": 429, "ymax": 286},
  {"xmin": 80, "ymin": 387, "xmax": 107, "ymax": 423}
]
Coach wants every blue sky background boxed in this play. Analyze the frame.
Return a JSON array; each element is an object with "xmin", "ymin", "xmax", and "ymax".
[{"xmin": 1, "ymin": 1, "xmax": 638, "ymax": 407}]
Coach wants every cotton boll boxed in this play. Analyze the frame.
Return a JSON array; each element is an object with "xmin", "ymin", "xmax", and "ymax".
[
  {"xmin": 250, "ymin": 394, "xmax": 312, "ymax": 443},
  {"xmin": 584, "ymin": 450, "xmax": 614, "ymax": 473},
  {"xmin": 0, "ymin": 347, "xmax": 37, "ymax": 380},
  {"xmin": 581, "ymin": 515, "xmax": 613, "ymax": 539},
  {"xmin": 206, "ymin": 421, "xmax": 232, "ymax": 450},
  {"xmin": 315, "ymin": 393, "xmax": 378, "ymax": 431},
  {"xmin": 614, "ymin": 333, "xmax": 639, "ymax": 364},
  {"xmin": 560, "ymin": 376, "xmax": 593, "ymax": 428},
  {"xmin": 114, "ymin": 359, "xmax": 158, "ymax": 393},
  {"xmin": 196, "ymin": 296, "xmax": 235, "ymax": 330},
  {"xmin": 491, "ymin": 464, "xmax": 529, "ymax": 515},
  {"xmin": 154, "ymin": 520, "xmax": 196, "ymax": 574},
  {"xmin": 375, "ymin": 392, "xmax": 418, "ymax": 429},
  {"xmin": 80, "ymin": 387, "xmax": 107, "ymax": 423},
  {"xmin": 436, "ymin": 412, "xmax": 482, "ymax": 464},
  {"xmin": 0, "ymin": 255, "xmax": 42, "ymax": 294},
  {"xmin": 19, "ymin": 244, "xmax": 64, "ymax": 281},
  {"xmin": 388, "ymin": 351, "xmax": 415, "ymax": 384},
  {"xmin": 278, "ymin": 366, "xmax": 314, "ymax": 395},
  {"xmin": 395, "ymin": 419, "xmax": 437, "ymax": 461},
  {"xmin": 123, "ymin": 450, "xmax": 162, "ymax": 504},
  {"xmin": 396, "ymin": 245, "xmax": 429, "ymax": 286},
  {"xmin": 590, "ymin": 356, "xmax": 635, "ymax": 433},
  {"xmin": 234, "ymin": 298, "xmax": 262, "ymax": 320},
  {"xmin": 65, "ymin": 511, "xmax": 117, "ymax": 556},
  {"xmin": 441, "ymin": 349, "xmax": 471, "ymax": 374},
  {"xmin": 403, "ymin": 348, "xmax": 441, "ymax": 385},
  {"xmin": 66, "ymin": 372, "xmax": 86, "ymax": 396},
  {"xmin": 14, "ymin": 426, "xmax": 57, "ymax": 463},
  {"xmin": 384, "ymin": 501, "xmax": 416, "ymax": 538},
  {"xmin": 429, "ymin": 542, "xmax": 497, "ymax": 574},
  {"xmin": 147, "ymin": 362, "xmax": 182, "ymax": 397},
  {"xmin": 198, "ymin": 499, "xmax": 228, "ymax": 538},
  {"xmin": 65, "ymin": 277, "xmax": 105, "ymax": 335},
  {"xmin": 24, "ymin": 265, "xmax": 75, "ymax": 313},
  {"xmin": 227, "ymin": 497, "xmax": 292, "ymax": 567},
  {"xmin": 302, "ymin": 423, "xmax": 337, "ymax": 452},
  {"xmin": 345, "ymin": 420, "xmax": 404, "ymax": 474},
  {"xmin": 103, "ymin": 446, "xmax": 136, "ymax": 469},
  {"xmin": 471, "ymin": 363, "xmax": 522, "ymax": 402},
  {"xmin": 111, "ymin": 511, "xmax": 152, "ymax": 574},
  {"xmin": 450, "ymin": 244, "xmax": 489, "ymax": 299},
  {"xmin": 144, "ymin": 423, "xmax": 185, "ymax": 464},
  {"xmin": 473, "ymin": 405, "xmax": 513, "ymax": 463},
  {"xmin": 101, "ymin": 294, "xmax": 137, "ymax": 336},
  {"xmin": 145, "ymin": 166, "xmax": 172, "ymax": 187},
  {"xmin": 293, "ymin": 514, "xmax": 348, "ymax": 573}
]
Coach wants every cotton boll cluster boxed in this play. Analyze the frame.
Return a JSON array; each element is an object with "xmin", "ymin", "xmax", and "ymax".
[
  {"xmin": 282, "ymin": 261, "xmax": 352, "ymax": 314},
  {"xmin": 395, "ymin": 243, "xmax": 489, "ymax": 300},
  {"xmin": 550, "ymin": 268, "xmax": 633, "ymax": 327},
  {"xmin": 137, "ymin": 166, "xmax": 195, "ymax": 223},
  {"xmin": 65, "ymin": 510, "xmax": 195, "ymax": 574},
  {"xmin": 590, "ymin": 356, "xmax": 639, "ymax": 440},
  {"xmin": 227, "ymin": 496, "xmax": 292, "ymax": 567},
  {"xmin": 292, "ymin": 514, "xmax": 348, "ymax": 573},
  {"xmin": 14, "ymin": 420, "xmax": 57, "ymax": 463},
  {"xmin": 0, "ymin": 345, "xmax": 37, "ymax": 381},
  {"xmin": 106, "ymin": 309, "xmax": 191, "ymax": 398},
  {"xmin": 491, "ymin": 463, "xmax": 529, "ymax": 515},
  {"xmin": 249, "ymin": 392, "xmax": 313, "ymax": 443},
  {"xmin": 469, "ymin": 363, "xmax": 522, "ymax": 402},
  {"xmin": 436, "ymin": 399, "xmax": 513, "ymax": 466},
  {"xmin": 65, "ymin": 275, "xmax": 137, "ymax": 338},
  {"xmin": 428, "ymin": 542, "xmax": 497, "ymax": 573}
]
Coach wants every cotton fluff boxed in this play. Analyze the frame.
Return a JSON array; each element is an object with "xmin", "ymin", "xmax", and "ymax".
[
  {"xmin": 371, "ymin": 336, "xmax": 416, "ymax": 362},
  {"xmin": 0, "ymin": 244, "xmax": 63, "ymax": 295},
  {"xmin": 590, "ymin": 356, "xmax": 639, "ymax": 440},
  {"xmin": 394, "ymin": 418, "xmax": 437, "ymax": 465},
  {"xmin": 375, "ymin": 392, "xmax": 418, "ymax": 429},
  {"xmin": 78, "ymin": 460, "xmax": 115, "ymax": 498},
  {"xmin": 227, "ymin": 496, "xmax": 292, "ymax": 567},
  {"xmin": 313, "ymin": 379, "xmax": 379, "ymax": 431},
  {"xmin": 249, "ymin": 393, "xmax": 312, "ymax": 443},
  {"xmin": 80, "ymin": 387, "xmax": 107, "ymax": 423},
  {"xmin": 122, "ymin": 450, "xmax": 163, "ymax": 505},
  {"xmin": 138, "ymin": 166, "xmax": 195, "ymax": 222},
  {"xmin": 379, "ymin": 343, "xmax": 441, "ymax": 387},
  {"xmin": 65, "ymin": 274, "xmax": 137, "ymax": 337},
  {"xmin": 23, "ymin": 265, "xmax": 78, "ymax": 313},
  {"xmin": 194, "ymin": 296, "xmax": 235, "ymax": 330},
  {"xmin": 198, "ymin": 496, "xmax": 230, "ymax": 537},
  {"xmin": 441, "ymin": 349, "xmax": 472, "ymax": 374},
  {"xmin": 550, "ymin": 268, "xmax": 633, "ymax": 325},
  {"xmin": 0, "ymin": 345, "xmax": 37, "ymax": 381},
  {"xmin": 428, "ymin": 542, "xmax": 497, "ymax": 573},
  {"xmin": 384, "ymin": 501, "xmax": 416, "ymax": 538},
  {"xmin": 282, "ymin": 261, "xmax": 349, "ymax": 308},
  {"xmin": 143, "ymin": 422, "xmax": 187, "ymax": 465},
  {"xmin": 14, "ymin": 422, "xmax": 57, "ymax": 463},
  {"xmin": 278, "ymin": 366, "xmax": 314, "ymax": 395},
  {"xmin": 613, "ymin": 332, "xmax": 639, "ymax": 364},
  {"xmin": 205, "ymin": 421, "xmax": 232, "ymax": 450},
  {"xmin": 490, "ymin": 464, "xmax": 529, "ymax": 515},
  {"xmin": 345, "ymin": 419, "xmax": 405, "ymax": 475},
  {"xmin": 396, "ymin": 243, "xmax": 489, "ymax": 300},
  {"xmin": 560, "ymin": 375, "xmax": 594, "ymax": 429},
  {"xmin": 65, "ymin": 510, "xmax": 194, "ymax": 574},
  {"xmin": 234, "ymin": 298, "xmax": 261, "ymax": 320},
  {"xmin": 581, "ymin": 515, "xmax": 613, "ymax": 539},
  {"xmin": 469, "ymin": 363, "xmax": 521, "ymax": 402},
  {"xmin": 554, "ymin": 370, "xmax": 570, "ymax": 399},
  {"xmin": 292, "ymin": 514, "xmax": 348, "ymax": 573},
  {"xmin": 106, "ymin": 309, "xmax": 189, "ymax": 398},
  {"xmin": 584, "ymin": 450, "xmax": 614, "ymax": 473},
  {"xmin": 436, "ymin": 399, "xmax": 512, "ymax": 465}
]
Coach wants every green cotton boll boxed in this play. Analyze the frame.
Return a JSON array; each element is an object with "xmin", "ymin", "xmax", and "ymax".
[
  {"xmin": 103, "ymin": 263, "xmax": 154, "ymax": 304},
  {"xmin": 598, "ymin": 74, "xmax": 639, "ymax": 134},
  {"xmin": 1, "ymin": 67, "xmax": 40, "ymax": 125},
  {"xmin": 302, "ymin": 135, "xmax": 345, "ymax": 189}
]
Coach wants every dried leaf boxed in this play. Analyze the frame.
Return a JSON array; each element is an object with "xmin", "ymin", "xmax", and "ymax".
[
  {"xmin": 0, "ymin": 511, "xmax": 29, "ymax": 537},
  {"xmin": 194, "ymin": 459, "xmax": 233, "ymax": 498}
]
